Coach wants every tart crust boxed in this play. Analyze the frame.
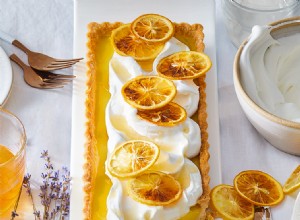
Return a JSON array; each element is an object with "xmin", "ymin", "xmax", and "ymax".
[{"xmin": 85, "ymin": 22, "xmax": 210, "ymax": 220}]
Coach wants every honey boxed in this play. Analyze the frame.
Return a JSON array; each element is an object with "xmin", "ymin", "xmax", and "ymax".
[{"xmin": 0, "ymin": 145, "xmax": 25, "ymax": 216}]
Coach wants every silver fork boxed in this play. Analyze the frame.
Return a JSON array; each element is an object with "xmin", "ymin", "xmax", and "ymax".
[
  {"xmin": 0, "ymin": 30, "xmax": 83, "ymax": 71},
  {"xmin": 10, "ymin": 54, "xmax": 74, "ymax": 89}
]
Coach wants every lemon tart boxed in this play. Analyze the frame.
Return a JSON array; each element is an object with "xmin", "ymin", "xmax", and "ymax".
[{"xmin": 85, "ymin": 15, "xmax": 210, "ymax": 220}]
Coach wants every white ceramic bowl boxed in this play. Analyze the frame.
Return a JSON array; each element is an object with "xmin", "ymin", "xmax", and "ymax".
[{"xmin": 233, "ymin": 17, "xmax": 300, "ymax": 155}]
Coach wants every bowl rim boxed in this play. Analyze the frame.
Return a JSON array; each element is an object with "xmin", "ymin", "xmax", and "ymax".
[
  {"xmin": 230, "ymin": 0, "xmax": 300, "ymax": 13},
  {"xmin": 233, "ymin": 16, "xmax": 300, "ymax": 129}
]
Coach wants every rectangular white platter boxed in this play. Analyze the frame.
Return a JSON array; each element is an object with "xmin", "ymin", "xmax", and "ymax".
[{"xmin": 70, "ymin": 0, "xmax": 222, "ymax": 219}]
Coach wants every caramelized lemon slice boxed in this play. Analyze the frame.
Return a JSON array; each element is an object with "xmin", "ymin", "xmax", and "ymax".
[
  {"xmin": 131, "ymin": 14, "xmax": 174, "ymax": 43},
  {"xmin": 211, "ymin": 185, "xmax": 254, "ymax": 220},
  {"xmin": 157, "ymin": 51, "xmax": 212, "ymax": 80},
  {"xmin": 121, "ymin": 75, "xmax": 176, "ymax": 110},
  {"xmin": 127, "ymin": 171, "xmax": 182, "ymax": 206},
  {"xmin": 111, "ymin": 24, "xmax": 164, "ymax": 61},
  {"xmin": 137, "ymin": 102, "xmax": 187, "ymax": 126},
  {"xmin": 283, "ymin": 165, "xmax": 300, "ymax": 194},
  {"xmin": 107, "ymin": 140, "xmax": 159, "ymax": 178},
  {"xmin": 234, "ymin": 170, "xmax": 284, "ymax": 206}
]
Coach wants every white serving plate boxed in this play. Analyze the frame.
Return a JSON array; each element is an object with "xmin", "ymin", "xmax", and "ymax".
[
  {"xmin": 71, "ymin": 0, "xmax": 221, "ymax": 219},
  {"xmin": 0, "ymin": 46, "xmax": 12, "ymax": 106}
]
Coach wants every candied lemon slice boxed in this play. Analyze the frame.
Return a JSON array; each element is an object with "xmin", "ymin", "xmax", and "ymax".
[
  {"xmin": 127, "ymin": 171, "xmax": 182, "ymax": 206},
  {"xmin": 137, "ymin": 102, "xmax": 187, "ymax": 126},
  {"xmin": 111, "ymin": 24, "xmax": 164, "ymax": 61},
  {"xmin": 121, "ymin": 75, "xmax": 176, "ymax": 110},
  {"xmin": 283, "ymin": 165, "xmax": 300, "ymax": 194},
  {"xmin": 131, "ymin": 14, "xmax": 174, "ymax": 43},
  {"xmin": 157, "ymin": 51, "xmax": 212, "ymax": 80},
  {"xmin": 234, "ymin": 170, "xmax": 284, "ymax": 206},
  {"xmin": 107, "ymin": 140, "xmax": 159, "ymax": 178},
  {"xmin": 211, "ymin": 185, "xmax": 254, "ymax": 220}
]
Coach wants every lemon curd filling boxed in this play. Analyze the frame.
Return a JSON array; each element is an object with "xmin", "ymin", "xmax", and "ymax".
[{"xmin": 92, "ymin": 37, "xmax": 113, "ymax": 219}]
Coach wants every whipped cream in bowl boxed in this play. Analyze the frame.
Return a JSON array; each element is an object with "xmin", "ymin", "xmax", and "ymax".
[{"xmin": 233, "ymin": 17, "xmax": 300, "ymax": 155}]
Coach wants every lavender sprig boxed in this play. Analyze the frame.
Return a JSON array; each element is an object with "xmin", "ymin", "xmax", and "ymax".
[
  {"xmin": 40, "ymin": 150, "xmax": 54, "ymax": 219},
  {"xmin": 40, "ymin": 150, "xmax": 71, "ymax": 220},
  {"xmin": 12, "ymin": 150, "xmax": 71, "ymax": 220},
  {"xmin": 10, "ymin": 182, "xmax": 22, "ymax": 220},
  {"xmin": 11, "ymin": 211, "xmax": 19, "ymax": 219},
  {"xmin": 23, "ymin": 174, "xmax": 40, "ymax": 220}
]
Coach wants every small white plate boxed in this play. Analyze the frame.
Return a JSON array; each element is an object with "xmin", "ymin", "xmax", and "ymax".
[{"xmin": 0, "ymin": 46, "xmax": 12, "ymax": 106}]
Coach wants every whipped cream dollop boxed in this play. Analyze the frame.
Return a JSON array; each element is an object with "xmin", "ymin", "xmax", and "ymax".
[
  {"xmin": 240, "ymin": 25, "xmax": 300, "ymax": 122},
  {"xmin": 105, "ymin": 37, "xmax": 202, "ymax": 220},
  {"xmin": 106, "ymin": 159, "xmax": 202, "ymax": 220}
]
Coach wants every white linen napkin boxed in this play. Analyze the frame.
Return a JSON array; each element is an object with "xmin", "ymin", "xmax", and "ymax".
[{"xmin": 0, "ymin": 0, "xmax": 73, "ymax": 219}]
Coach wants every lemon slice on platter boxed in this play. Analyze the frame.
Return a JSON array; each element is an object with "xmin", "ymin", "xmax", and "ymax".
[
  {"xmin": 127, "ymin": 171, "xmax": 182, "ymax": 206},
  {"xmin": 234, "ymin": 170, "xmax": 284, "ymax": 206},
  {"xmin": 107, "ymin": 140, "xmax": 160, "ymax": 178},
  {"xmin": 131, "ymin": 14, "xmax": 174, "ymax": 43},
  {"xmin": 283, "ymin": 165, "xmax": 300, "ymax": 194},
  {"xmin": 211, "ymin": 184, "xmax": 254, "ymax": 220},
  {"xmin": 121, "ymin": 75, "xmax": 176, "ymax": 110},
  {"xmin": 137, "ymin": 102, "xmax": 187, "ymax": 126},
  {"xmin": 111, "ymin": 24, "xmax": 164, "ymax": 61},
  {"xmin": 157, "ymin": 51, "xmax": 212, "ymax": 80}
]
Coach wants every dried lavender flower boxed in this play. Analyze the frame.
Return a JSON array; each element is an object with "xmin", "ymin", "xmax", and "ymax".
[
  {"xmin": 11, "ymin": 210, "xmax": 19, "ymax": 219},
  {"xmin": 12, "ymin": 150, "xmax": 71, "ymax": 220}
]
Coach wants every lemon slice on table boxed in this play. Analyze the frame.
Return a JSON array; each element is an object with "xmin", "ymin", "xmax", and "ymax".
[
  {"xmin": 234, "ymin": 170, "xmax": 284, "ymax": 206},
  {"xmin": 157, "ymin": 51, "xmax": 212, "ymax": 80},
  {"xmin": 283, "ymin": 165, "xmax": 300, "ymax": 194},
  {"xmin": 127, "ymin": 171, "xmax": 182, "ymax": 206},
  {"xmin": 211, "ymin": 184, "xmax": 254, "ymax": 220},
  {"xmin": 131, "ymin": 14, "xmax": 174, "ymax": 43},
  {"xmin": 111, "ymin": 24, "xmax": 164, "ymax": 61},
  {"xmin": 107, "ymin": 140, "xmax": 160, "ymax": 178},
  {"xmin": 137, "ymin": 102, "xmax": 187, "ymax": 126},
  {"xmin": 121, "ymin": 75, "xmax": 176, "ymax": 110}
]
